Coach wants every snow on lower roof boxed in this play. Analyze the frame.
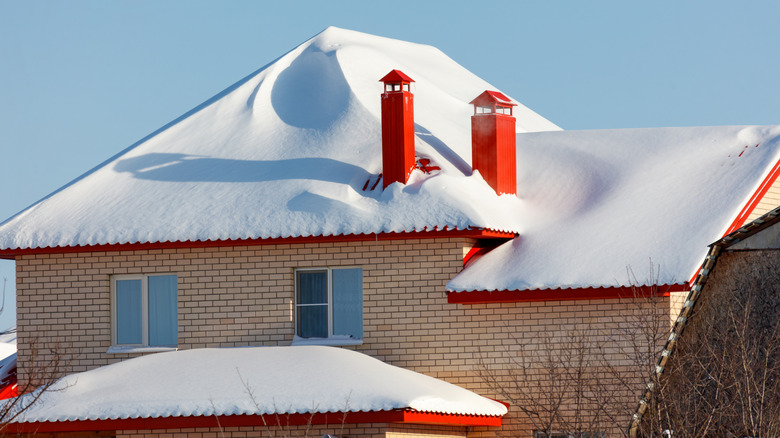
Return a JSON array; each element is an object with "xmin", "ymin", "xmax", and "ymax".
[
  {"xmin": 448, "ymin": 125, "xmax": 780, "ymax": 292},
  {"xmin": 0, "ymin": 27, "xmax": 558, "ymax": 251},
  {"xmin": 10, "ymin": 346, "xmax": 507, "ymax": 424}
]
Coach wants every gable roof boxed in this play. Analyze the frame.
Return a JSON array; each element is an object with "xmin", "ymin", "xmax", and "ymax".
[
  {"xmin": 469, "ymin": 90, "xmax": 515, "ymax": 107},
  {"xmin": 447, "ymin": 126, "xmax": 780, "ymax": 294},
  {"xmin": 1, "ymin": 27, "xmax": 779, "ymax": 299},
  {"xmin": 0, "ymin": 27, "xmax": 558, "ymax": 253},
  {"xmin": 380, "ymin": 69, "xmax": 415, "ymax": 83},
  {"xmin": 7, "ymin": 346, "xmax": 506, "ymax": 432}
]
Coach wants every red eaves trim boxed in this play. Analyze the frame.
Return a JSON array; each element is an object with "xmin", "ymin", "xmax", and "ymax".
[
  {"xmin": 2, "ymin": 410, "xmax": 502, "ymax": 433},
  {"xmin": 723, "ymin": 155, "xmax": 780, "ymax": 237},
  {"xmin": 447, "ymin": 283, "xmax": 689, "ymax": 304},
  {"xmin": 0, "ymin": 229, "xmax": 516, "ymax": 260},
  {"xmin": 685, "ymin": 155, "xmax": 780, "ymax": 286}
]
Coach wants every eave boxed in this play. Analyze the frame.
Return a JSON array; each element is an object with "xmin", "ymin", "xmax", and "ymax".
[
  {"xmin": 0, "ymin": 229, "xmax": 516, "ymax": 260},
  {"xmin": 447, "ymin": 283, "xmax": 690, "ymax": 304},
  {"xmin": 2, "ymin": 409, "xmax": 503, "ymax": 433}
]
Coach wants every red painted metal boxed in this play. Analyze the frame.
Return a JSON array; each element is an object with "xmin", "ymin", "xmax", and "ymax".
[
  {"xmin": 686, "ymin": 153, "xmax": 780, "ymax": 285},
  {"xmin": 470, "ymin": 91, "xmax": 517, "ymax": 195},
  {"xmin": 722, "ymin": 151, "xmax": 780, "ymax": 236},
  {"xmin": 0, "ymin": 383, "xmax": 17, "ymax": 400},
  {"xmin": 380, "ymin": 70, "xmax": 416, "ymax": 189},
  {"xmin": 447, "ymin": 283, "xmax": 689, "ymax": 304},
  {"xmin": 3, "ymin": 410, "xmax": 502, "ymax": 433},
  {"xmin": 0, "ymin": 229, "xmax": 517, "ymax": 259},
  {"xmin": 462, "ymin": 239, "xmax": 506, "ymax": 267}
]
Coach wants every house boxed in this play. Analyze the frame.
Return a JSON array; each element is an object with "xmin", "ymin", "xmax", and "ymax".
[
  {"xmin": 1, "ymin": 27, "xmax": 780, "ymax": 437},
  {"xmin": 629, "ymin": 204, "xmax": 780, "ymax": 436}
]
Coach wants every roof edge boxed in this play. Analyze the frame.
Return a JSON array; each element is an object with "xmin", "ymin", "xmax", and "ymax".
[
  {"xmin": 722, "ymin": 154, "xmax": 780, "ymax": 237},
  {"xmin": 4, "ymin": 409, "xmax": 503, "ymax": 433},
  {"xmin": 0, "ymin": 229, "xmax": 516, "ymax": 259},
  {"xmin": 447, "ymin": 283, "xmax": 689, "ymax": 304}
]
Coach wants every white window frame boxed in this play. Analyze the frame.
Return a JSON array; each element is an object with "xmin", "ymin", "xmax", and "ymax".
[
  {"xmin": 109, "ymin": 273, "xmax": 178, "ymax": 354},
  {"xmin": 292, "ymin": 267, "xmax": 363, "ymax": 346}
]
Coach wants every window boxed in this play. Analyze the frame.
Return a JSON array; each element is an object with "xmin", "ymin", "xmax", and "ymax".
[
  {"xmin": 294, "ymin": 268, "xmax": 362, "ymax": 344},
  {"xmin": 111, "ymin": 274, "xmax": 178, "ymax": 349}
]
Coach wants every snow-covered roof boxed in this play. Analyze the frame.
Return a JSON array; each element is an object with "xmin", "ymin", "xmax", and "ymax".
[
  {"xmin": 0, "ymin": 26, "xmax": 558, "ymax": 251},
  {"xmin": 448, "ymin": 126, "xmax": 780, "ymax": 292},
  {"xmin": 1, "ymin": 27, "xmax": 779, "ymax": 295},
  {"xmin": 10, "ymin": 346, "xmax": 507, "ymax": 424}
]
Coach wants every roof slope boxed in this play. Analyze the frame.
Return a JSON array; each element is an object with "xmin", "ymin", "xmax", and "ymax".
[
  {"xmin": 10, "ymin": 346, "xmax": 507, "ymax": 423},
  {"xmin": 448, "ymin": 125, "xmax": 780, "ymax": 292},
  {"xmin": 0, "ymin": 26, "xmax": 558, "ymax": 251}
]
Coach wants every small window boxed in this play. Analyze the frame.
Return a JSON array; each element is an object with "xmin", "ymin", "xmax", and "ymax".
[
  {"xmin": 295, "ymin": 268, "xmax": 362, "ymax": 343},
  {"xmin": 111, "ymin": 274, "xmax": 178, "ymax": 348}
]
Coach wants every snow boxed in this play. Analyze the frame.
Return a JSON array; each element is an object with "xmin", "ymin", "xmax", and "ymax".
[
  {"xmin": 1, "ymin": 27, "xmax": 779, "ymax": 294},
  {"xmin": 0, "ymin": 328, "xmax": 16, "ymax": 362},
  {"xmin": 448, "ymin": 125, "xmax": 780, "ymax": 292},
  {"xmin": 0, "ymin": 26, "xmax": 557, "ymax": 251},
  {"xmin": 10, "ymin": 346, "xmax": 507, "ymax": 423}
]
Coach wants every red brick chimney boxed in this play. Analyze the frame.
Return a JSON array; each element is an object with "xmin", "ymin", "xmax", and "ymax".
[
  {"xmin": 380, "ymin": 70, "xmax": 415, "ymax": 189},
  {"xmin": 470, "ymin": 91, "xmax": 517, "ymax": 195}
]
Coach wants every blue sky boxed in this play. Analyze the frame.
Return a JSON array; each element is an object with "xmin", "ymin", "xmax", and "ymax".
[{"xmin": 1, "ymin": 1, "xmax": 780, "ymax": 330}]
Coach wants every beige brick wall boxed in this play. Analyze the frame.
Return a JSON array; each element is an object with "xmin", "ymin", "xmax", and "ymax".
[
  {"xmin": 747, "ymin": 174, "xmax": 780, "ymax": 222},
  {"xmin": 117, "ymin": 424, "xmax": 386, "ymax": 438},
  {"xmin": 113, "ymin": 423, "xmax": 466, "ymax": 438},
  {"xmin": 16, "ymin": 238, "xmax": 670, "ymax": 437}
]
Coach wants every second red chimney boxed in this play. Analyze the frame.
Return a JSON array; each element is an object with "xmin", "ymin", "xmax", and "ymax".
[
  {"xmin": 380, "ymin": 70, "xmax": 415, "ymax": 189},
  {"xmin": 470, "ymin": 90, "xmax": 517, "ymax": 195}
]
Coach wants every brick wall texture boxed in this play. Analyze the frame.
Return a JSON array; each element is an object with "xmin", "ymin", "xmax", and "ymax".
[{"xmin": 15, "ymin": 238, "xmax": 672, "ymax": 437}]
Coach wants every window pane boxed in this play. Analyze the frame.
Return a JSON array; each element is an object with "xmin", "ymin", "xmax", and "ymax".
[
  {"xmin": 116, "ymin": 279, "xmax": 142, "ymax": 344},
  {"xmin": 297, "ymin": 271, "xmax": 327, "ymax": 304},
  {"xmin": 297, "ymin": 305, "xmax": 328, "ymax": 338},
  {"xmin": 332, "ymin": 268, "xmax": 362, "ymax": 339},
  {"xmin": 148, "ymin": 275, "xmax": 178, "ymax": 346}
]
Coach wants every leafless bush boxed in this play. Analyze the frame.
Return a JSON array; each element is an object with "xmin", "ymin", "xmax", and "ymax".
[
  {"xmin": 640, "ymin": 251, "xmax": 780, "ymax": 437},
  {"xmin": 0, "ymin": 336, "xmax": 71, "ymax": 432}
]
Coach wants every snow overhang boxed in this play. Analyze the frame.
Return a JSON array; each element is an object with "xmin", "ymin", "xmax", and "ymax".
[{"xmin": 5, "ymin": 346, "xmax": 507, "ymax": 432}]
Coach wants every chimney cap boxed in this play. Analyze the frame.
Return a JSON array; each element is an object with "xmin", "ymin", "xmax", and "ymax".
[
  {"xmin": 380, "ymin": 69, "xmax": 415, "ymax": 84},
  {"xmin": 469, "ymin": 90, "xmax": 516, "ymax": 107}
]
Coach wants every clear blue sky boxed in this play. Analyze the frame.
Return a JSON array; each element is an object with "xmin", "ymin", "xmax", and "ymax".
[{"xmin": 1, "ymin": 1, "xmax": 779, "ymax": 330}]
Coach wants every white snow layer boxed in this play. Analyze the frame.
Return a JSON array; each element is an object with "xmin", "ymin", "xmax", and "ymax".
[
  {"xmin": 2, "ymin": 27, "xmax": 780, "ymax": 293},
  {"xmin": 0, "ymin": 26, "xmax": 557, "ymax": 251},
  {"xmin": 448, "ymin": 126, "xmax": 780, "ymax": 292},
  {"xmin": 11, "ymin": 346, "xmax": 508, "ymax": 423}
]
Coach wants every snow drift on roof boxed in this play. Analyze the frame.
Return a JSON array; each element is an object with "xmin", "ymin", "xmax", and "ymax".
[
  {"xmin": 448, "ymin": 125, "xmax": 780, "ymax": 292},
  {"xmin": 10, "ymin": 346, "xmax": 507, "ymax": 423},
  {"xmin": 0, "ymin": 26, "xmax": 559, "ymax": 251}
]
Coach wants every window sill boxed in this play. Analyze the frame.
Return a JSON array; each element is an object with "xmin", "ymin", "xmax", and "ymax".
[
  {"xmin": 106, "ymin": 346, "xmax": 178, "ymax": 354},
  {"xmin": 291, "ymin": 336, "xmax": 363, "ymax": 346}
]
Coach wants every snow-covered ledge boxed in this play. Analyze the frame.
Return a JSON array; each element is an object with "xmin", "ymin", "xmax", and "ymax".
[
  {"xmin": 107, "ymin": 346, "xmax": 178, "ymax": 354},
  {"xmin": 290, "ymin": 335, "xmax": 362, "ymax": 347}
]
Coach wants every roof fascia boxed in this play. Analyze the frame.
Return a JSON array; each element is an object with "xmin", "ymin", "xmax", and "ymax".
[
  {"xmin": 447, "ymin": 283, "xmax": 689, "ymax": 304},
  {"xmin": 4, "ymin": 410, "xmax": 502, "ymax": 433},
  {"xmin": 722, "ymin": 155, "xmax": 780, "ymax": 237},
  {"xmin": 0, "ymin": 229, "xmax": 516, "ymax": 260}
]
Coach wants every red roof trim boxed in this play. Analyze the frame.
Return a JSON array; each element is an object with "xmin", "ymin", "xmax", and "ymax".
[
  {"xmin": 3, "ymin": 410, "xmax": 502, "ymax": 433},
  {"xmin": 686, "ymin": 155, "xmax": 780, "ymax": 285},
  {"xmin": 469, "ymin": 90, "xmax": 515, "ymax": 106},
  {"xmin": 380, "ymin": 69, "xmax": 415, "ymax": 83},
  {"xmin": 723, "ymin": 153, "xmax": 780, "ymax": 236},
  {"xmin": 0, "ymin": 229, "xmax": 516, "ymax": 259},
  {"xmin": 447, "ymin": 283, "xmax": 689, "ymax": 304}
]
